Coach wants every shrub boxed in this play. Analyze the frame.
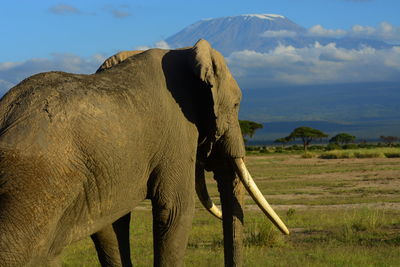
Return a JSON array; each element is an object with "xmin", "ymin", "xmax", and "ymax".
[
  {"xmin": 342, "ymin": 144, "xmax": 358, "ymax": 150},
  {"xmin": 246, "ymin": 146, "xmax": 261, "ymax": 151},
  {"xmin": 244, "ymin": 221, "xmax": 285, "ymax": 247},
  {"xmin": 259, "ymin": 149, "xmax": 270, "ymax": 154},
  {"xmin": 320, "ymin": 151, "xmax": 352, "ymax": 159},
  {"xmin": 384, "ymin": 152, "xmax": 400, "ymax": 158},
  {"xmin": 319, "ymin": 152, "xmax": 338, "ymax": 159},
  {"xmin": 301, "ymin": 152, "xmax": 315, "ymax": 158},
  {"xmin": 288, "ymin": 145, "xmax": 303, "ymax": 151},
  {"xmin": 326, "ymin": 143, "xmax": 342, "ymax": 151},
  {"xmin": 358, "ymin": 143, "xmax": 376, "ymax": 149},
  {"xmin": 339, "ymin": 152, "xmax": 352, "ymax": 158},
  {"xmin": 354, "ymin": 152, "xmax": 382, "ymax": 158}
]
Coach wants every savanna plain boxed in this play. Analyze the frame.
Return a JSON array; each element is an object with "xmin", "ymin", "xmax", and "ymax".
[{"xmin": 62, "ymin": 147, "xmax": 400, "ymax": 267}]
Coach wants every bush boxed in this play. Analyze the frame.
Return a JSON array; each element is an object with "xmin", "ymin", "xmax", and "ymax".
[
  {"xmin": 287, "ymin": 145, "xmax": 303, "ymax": 151},
  {"xmin": 342, "ymin": 144, "xmax": 358, "ymax": 150},
  {"xmin": 358, "ymin": 143, "xmax": 376, "ymax": 149},
  {"xmin": 244, "ymin": 221, "xmax": 285, "ymax": 247},
  {"xmin": 326, "ymin": 143, "xmax": 342, "ymax": 151},
  {"xmin": 340, "ymin": 152, "xmax": 352, "ymax": 158},
  {"xmin": 308, "ymin": 145, "xmax": 325, "ymax": 151},
  {"xmin": 274, "ymin": 147, "xmax": 284, "ymax": 153},
  {"xmin": 354, "ymin": 152, "xmax": 382, "ymax": 158},
  {"xmin": 246, "ymin": 146, "xmax": 261, "ymax": 151},
  {"xmin": 320, "ymin": 151, "xmax": 351, "ymax": 159},
  {"xmin": 301, "ymin": 152, "xmax": 315, "ymax": 158},
  {"xmin": 319, "ymin": 152, "xmax": 339, "ymax": 159},
  {"xmin": 384, "ymin": 152, "xmax": 400, "ymax": 158}
]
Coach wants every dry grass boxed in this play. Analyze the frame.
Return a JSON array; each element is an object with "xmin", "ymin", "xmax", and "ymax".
[{"xmin": 62, "ymin": 153, "xmax": 400, "ymax": 266}]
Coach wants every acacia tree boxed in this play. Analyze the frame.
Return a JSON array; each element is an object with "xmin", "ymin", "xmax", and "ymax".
[
  {"xmin": 329, "ymin": 133, "xmax": 356, "ymax": 145},
  {"xmin": 239, "ymin": 120, "xmax": 263, "ymax": 143},
  {"xmin": 286, "ymin": 126, "xmax": 328, "ymax": 152},
  {"xmin": 380, "ymin": 136, "xmax": 399, "ymax": 147}
]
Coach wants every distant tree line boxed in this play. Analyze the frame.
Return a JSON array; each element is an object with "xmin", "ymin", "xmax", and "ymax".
[{"xmin": 239, "ymin": 120, "xmax": 399, "ymax": 152}]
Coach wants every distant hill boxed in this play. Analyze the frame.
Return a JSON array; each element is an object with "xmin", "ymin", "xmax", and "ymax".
[
  {"xmin": 240, "ymin": 82, "xmax": 400, "ymax": 122},
  {"xmin": 239, "ymin": 82, "xmax": 400, "ymax": 141},
  {"xmin": 166, "ymin": 14, "xmax": 394, "ymax": 55}
]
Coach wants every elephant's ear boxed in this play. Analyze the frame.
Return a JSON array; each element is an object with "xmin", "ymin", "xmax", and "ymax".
[
  {"xmin": 96, "ymin": 50, "xmax": 144, "ymax": 73},
  {"xmin": 190, "ymin": 39, "xmax": 221, "ymax": 117}
]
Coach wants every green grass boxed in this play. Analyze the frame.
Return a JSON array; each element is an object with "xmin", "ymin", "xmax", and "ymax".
[{"xmin": 61, "ymin": 152, "xmax": 400, "ymax": 266}]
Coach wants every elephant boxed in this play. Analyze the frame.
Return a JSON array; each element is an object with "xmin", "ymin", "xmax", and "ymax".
[{"xmin": 0, "ymin": 39, "xmax": 288, "ymax": 267}]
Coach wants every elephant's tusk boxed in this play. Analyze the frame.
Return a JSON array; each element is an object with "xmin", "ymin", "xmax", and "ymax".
[
  {"xmin": 195, "ymin": 164, "xmax": 223, "ymax": 220},
  {"xmin": 233, "ymin": 158, "xmax": 290, "ymax": 235}
]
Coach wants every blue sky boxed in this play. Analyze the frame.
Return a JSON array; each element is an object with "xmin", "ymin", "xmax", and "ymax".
[
  {"xmin": 1, "ymin": 0, "xmax": 400, "ymax": 92},
  {"xmin": 1, "ymin": 0, "xmax": 399, "ymax": 61}
]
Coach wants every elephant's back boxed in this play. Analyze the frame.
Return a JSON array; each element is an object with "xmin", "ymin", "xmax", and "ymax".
[{"xmin": 0, "ymin": 71, "xmax": 93, "ymax": 154}]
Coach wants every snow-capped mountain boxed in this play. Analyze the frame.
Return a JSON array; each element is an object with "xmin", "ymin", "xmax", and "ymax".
[{"xmin": 166, "ymin": 14, "xmax": 393, "ymax": 55}]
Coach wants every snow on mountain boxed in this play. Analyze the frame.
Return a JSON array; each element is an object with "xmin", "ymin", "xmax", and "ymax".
[
  {"xmin": 165, "ymin": 14, "xmax": 393, "ymax": 56},
  {"xmin": 166, "ymin": 14, "xmax": 305, "ymax": 55},
  {"xmin": 241, "ymin": 14, "xmax": 286, "ymax": 20}
]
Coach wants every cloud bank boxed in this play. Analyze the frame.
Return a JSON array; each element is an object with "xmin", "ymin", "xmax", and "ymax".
[
  {"xmin": 227, "ymin": 43, "xmax": 400, "ymax": 88},
  {"xmin": 261, "ymin": 22, "xmax": 400, "ymax": 43},
  {"xmin": 0, "ymin": 54, "xmax": 106, "ymax": 94}
]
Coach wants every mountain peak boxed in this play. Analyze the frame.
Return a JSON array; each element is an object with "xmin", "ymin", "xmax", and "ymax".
[
  {"xmin": 166, "ymin": 14, "xmax": 303, "ymax": 55},
  {"xmin": 241, "ymin": 14, "xmax": 286, "ymax": 20},
  {"xmin": 165, "ymin": 14, "xmax": 393, "ymax": 56}
]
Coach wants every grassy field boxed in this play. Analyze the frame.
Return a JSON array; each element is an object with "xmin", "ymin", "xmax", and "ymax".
[{"xmin": 62, "ymin": 148, "xmax": 400, "ymax": 266}]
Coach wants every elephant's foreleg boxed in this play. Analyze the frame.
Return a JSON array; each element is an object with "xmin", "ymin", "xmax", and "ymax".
[
  {"xmin": 150, "ymin": 166, "xmax": 195, "ymax": 267},
  {"xmin": 91, "ymin": 213, "xmax": 132, "ymax": 267}
]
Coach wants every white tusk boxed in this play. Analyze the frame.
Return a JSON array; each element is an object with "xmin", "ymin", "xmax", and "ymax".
[
  {"xmin": 233, "ymin": 158, "xmax": 290, "ymax": 235},
  {"xmin": 195, "ymin": 165, "xmax": 223, "ymax": 220}
]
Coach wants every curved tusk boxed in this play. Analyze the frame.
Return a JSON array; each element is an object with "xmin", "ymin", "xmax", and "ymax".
[
  {"xmin": 233, "ymin": 158, "xmax": 290, "ymax": 235},
  {"xmin": 195, "ymin": 164, "xmax": 223, "ymax": 220}
]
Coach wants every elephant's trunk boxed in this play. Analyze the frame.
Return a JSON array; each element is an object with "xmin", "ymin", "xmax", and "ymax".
[
  {"xmin": 216, "ymin": 168, "xmax": 244, "ymax": 267},
  {"xmin": 195, "ymin": 163, "xmax": 222, "ymax": 219}
]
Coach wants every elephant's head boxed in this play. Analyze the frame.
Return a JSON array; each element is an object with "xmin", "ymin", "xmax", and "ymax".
[{"xmin": 189, "ymin": 39, "xmax": 289, "ymax": 265}]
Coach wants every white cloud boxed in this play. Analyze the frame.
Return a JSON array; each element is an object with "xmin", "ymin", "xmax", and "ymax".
[
  {"xmin": 110, "ymin": 9, "xmax": 130, "ymax": 18},
  {"xmin": 306, "ymin": 22, "xmax": 398, "ymax": 41},
  {"xmin": 0, "ymin": 54, "xmax": 106, "ymax": 95},
  {"xmin": 154, "ymin": 40, "xmax": 171, "ymax": 49},
  {"xmin": 227, "ymin": 43, "xmax": 400, "ymax": 88},
  {"xmin": 260, "ymin": 30, "xmax": 297, "ymax": 38},
  {"xmin": 305, "ymin": 22, "xmax": 400, "ymax": 43},
  {"xmin": 135, "ymin": 40, "xmax": 171, "ymax": 50},
  {"xmin": 307, "ymin": 25, "xmax": 346, "ymax": 38},
  {"xmin": 102, "ymin": 4, "xmax": 132, "ymax": 18},
  {"xmin": 49, "ymin": 4, "xmax": 81, "ymax": 15},
  {"xmin": 351, "ymin": 24, "xmax": 376, "ymax": 36}
]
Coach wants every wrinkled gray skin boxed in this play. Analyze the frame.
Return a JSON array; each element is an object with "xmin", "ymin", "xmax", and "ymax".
[{"xmin": 0, "ymin": 40, "xmax": 245, "ymax": 266}]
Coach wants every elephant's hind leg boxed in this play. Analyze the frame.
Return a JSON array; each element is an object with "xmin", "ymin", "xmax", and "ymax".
[{"xmin": 91, "ymin": 213, "xmax": 132, "ymax": 267}]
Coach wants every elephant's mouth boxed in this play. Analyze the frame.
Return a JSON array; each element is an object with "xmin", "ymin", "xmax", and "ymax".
[{"xmin": 195, "ymin": 157, "xmax": 290, "ymax": 235}]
